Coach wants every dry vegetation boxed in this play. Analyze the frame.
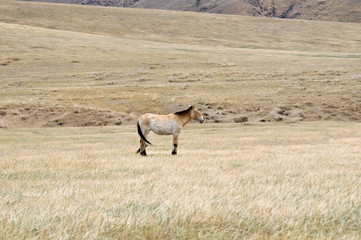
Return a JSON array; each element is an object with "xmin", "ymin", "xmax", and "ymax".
[
  {"xmin": 0, "ymin": 1, "xmax": 361, "ymax": 238},
  {"xmin": 1, "ymin": 0, "xmax": 361, "ymax": 127},
  {"xmin": 1, "ymin": 122, "xmax": 360, "ymax": 239}
]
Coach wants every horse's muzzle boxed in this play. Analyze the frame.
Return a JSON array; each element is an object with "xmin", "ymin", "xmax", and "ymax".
[{"xmin": 199, "ymin": 117, "xmax": 204, "ymax": 123}]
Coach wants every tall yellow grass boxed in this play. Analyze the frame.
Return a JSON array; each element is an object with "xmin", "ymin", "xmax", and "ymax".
[{"xmin": 1, "ymin": 122, "xmax": 360, "ymax": 239}]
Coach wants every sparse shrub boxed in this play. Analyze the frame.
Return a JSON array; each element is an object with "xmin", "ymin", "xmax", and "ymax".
[{"xmin": 234, "ymin": 116, "xmax": 248, "ymax": 123}]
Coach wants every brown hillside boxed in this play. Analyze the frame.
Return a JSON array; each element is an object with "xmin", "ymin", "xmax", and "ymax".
[
  {"xmin": 0, "ymin": 0, "xmax": 360, "ymax": 128},
  {"xmin": 134, "ymin": 0, "xmax": 361, "ymax": 22},
  {"xmin": 23, "ymin": 0, "xmax": 361, "ymax": 22},
  {"xmin": 22, "ymin": 0, "xmax": 139, "ymax": 7}
]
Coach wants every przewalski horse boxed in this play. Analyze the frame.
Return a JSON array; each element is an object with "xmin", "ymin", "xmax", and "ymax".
[{"xmin": 136, "ymin": 105, "xmax": 204, "ymax": 156}]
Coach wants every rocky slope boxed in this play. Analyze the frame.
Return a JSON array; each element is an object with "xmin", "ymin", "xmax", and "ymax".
[{"xmin": 23, "ymin": 0, "xmax": 361, "ymax": 22}]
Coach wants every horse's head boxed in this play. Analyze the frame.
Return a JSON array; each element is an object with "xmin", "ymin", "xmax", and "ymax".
[{"xmin": 190, "ymin": 105, "xmax": 204, "ymax": 123}]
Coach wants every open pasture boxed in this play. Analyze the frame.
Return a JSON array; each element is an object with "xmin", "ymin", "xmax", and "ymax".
[
  {"xmin": 0, "ymin": 0, "xmax": 361, "ymax": 127},
  {"xmin": 0, "ymin": 1, "xmax": 360, "ymax": 238},
  {"xmin": 0, "ymin": 122, "xmax": 360, "ymax": 239}
]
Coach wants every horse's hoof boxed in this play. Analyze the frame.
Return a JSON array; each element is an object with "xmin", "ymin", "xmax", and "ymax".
[
  {"xmin": 172, "ymin": 151, "xmax": 177, "ymax": 155},
  {"xmin": 141, "ymin": 151, "xmax": 147, "ymax": 156}
]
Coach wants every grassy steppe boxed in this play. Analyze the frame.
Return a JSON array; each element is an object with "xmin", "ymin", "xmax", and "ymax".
[
  {"xmin": 0, "ymin": 0, "xmax": 360, "ymax": 127},
  {"xmin": 0, "ymin": 2, "xmax": 360, "ymax": 238},
  {"xmin": 1, "ymin": 122, "xmax": 360, "ymax": 239}
]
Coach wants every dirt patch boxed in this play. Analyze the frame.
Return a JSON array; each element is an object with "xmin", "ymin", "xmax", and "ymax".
[
  {"xmin": 193, "ymin": 102, "xmax": 361, "ymax": 124},
  {"xmin": 0, "ymin": 104, "xmax": 129, "ymax": 128},
  {"xmin": 1, "ymin": 99, "xmax": 360, "ymax": 128}
]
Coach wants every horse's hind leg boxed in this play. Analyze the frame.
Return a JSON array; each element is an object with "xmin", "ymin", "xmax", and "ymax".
[
  {"xmin": 139, "ymin": 129, "xmax": 150, "ymax": 156},
  {"xmin": 139, "ymin": 139, "xmax": 147, "ymax": 156},
  {"xmin": 172, "ymin": 133, "xmax": 179, "ymax": 155}
]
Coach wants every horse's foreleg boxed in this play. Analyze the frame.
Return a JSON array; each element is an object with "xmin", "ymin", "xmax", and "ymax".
[{"xmin": 172, "ymin": 134, "xmax": 179, "ymax": 155}]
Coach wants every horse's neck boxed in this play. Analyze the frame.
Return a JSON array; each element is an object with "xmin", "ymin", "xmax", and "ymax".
[{"xmin": 179, "ymin": 113, "xmax": 191, "ymax": 127}]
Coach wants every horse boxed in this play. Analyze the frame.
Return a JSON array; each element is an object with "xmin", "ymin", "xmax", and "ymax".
[{"xmin": 136, "ymin": 105, "xmax": 204, "ymax": 156}]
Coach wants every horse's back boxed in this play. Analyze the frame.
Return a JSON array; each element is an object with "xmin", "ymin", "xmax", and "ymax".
[
  {"xmin": 139, "ymin": 113, "xmax": 173, "ymax": 121},
  {"xmin": 139, "ymin": 113, "xmax": 170, "ymax": 123}
]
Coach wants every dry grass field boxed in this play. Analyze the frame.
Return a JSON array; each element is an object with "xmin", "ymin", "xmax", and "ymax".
[
  {"xmin": 1, "ymin": 122, "xmax": 360, "ymax": 239},
  {"xmin": 0, "ymin": 0, "xmax": 361, "ymax": 239},
  {"xmin": 0, "ymin": 0, "xmax": 361, "ymax": 127}
]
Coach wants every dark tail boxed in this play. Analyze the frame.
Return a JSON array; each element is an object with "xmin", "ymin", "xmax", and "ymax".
[{"xmin": 137, "ymin": 121, "xmax": 151, "ymax": 145}]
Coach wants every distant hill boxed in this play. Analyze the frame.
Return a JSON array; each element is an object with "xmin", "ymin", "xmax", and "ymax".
[
  {"xmin": 23, "ymin": 0, "xmax": 361, "ymax": 22},
  {"xmin": 22, "ymin": 0, "xmax": 139, "ymax": 7}
]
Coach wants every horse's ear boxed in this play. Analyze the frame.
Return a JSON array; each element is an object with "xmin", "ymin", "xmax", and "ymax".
[{"xmin": 189, "ymin": 105, "xmax": 195, "ymax": 109}]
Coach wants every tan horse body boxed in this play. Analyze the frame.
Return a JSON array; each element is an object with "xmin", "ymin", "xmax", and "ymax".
[{"xmin": 137, "ymin": 105, "xmax": 204, "ymax": 156}]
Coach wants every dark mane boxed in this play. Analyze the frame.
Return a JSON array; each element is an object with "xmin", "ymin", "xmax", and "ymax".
[{"xmin": 174, "ymin": 106, "xmax": 193, "ymax": 115}]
